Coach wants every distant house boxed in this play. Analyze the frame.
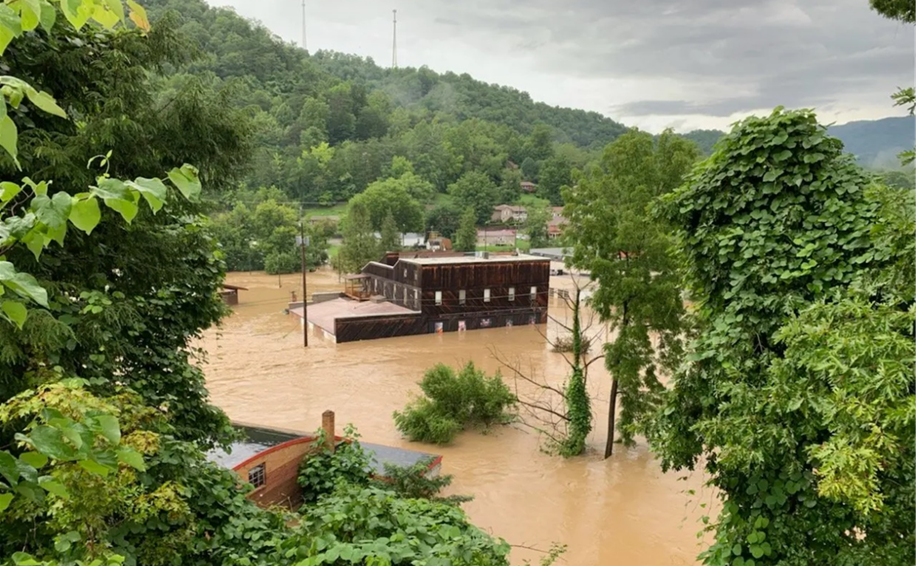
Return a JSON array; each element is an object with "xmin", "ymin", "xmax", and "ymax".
[
  {"xmin": 491, "ymin": 205, "xmax": 528, "ymax": 223},
  {"xmin": 477, "ymin": 228, "xmax": 517, "ymax": 246},
  {"xmin": 520, "ymin": 181, "xmax": 537, "ymax": 193},
  {"xmin": 547, "ymin": 210, "xmax": 568, "ymax": 239}
]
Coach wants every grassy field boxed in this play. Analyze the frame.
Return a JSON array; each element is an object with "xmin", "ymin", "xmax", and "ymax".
[
  {"xmin": 515, "ymin": 194, "xmax": 550, "ymax": 207},
  {"xmin": 474, "ymin": 240, "xmax": 531, "ymax": 253}
]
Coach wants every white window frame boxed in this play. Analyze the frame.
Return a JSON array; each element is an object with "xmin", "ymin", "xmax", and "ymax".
[
  {"xmin": 530, "ymin": 286, "xmax": 537, "ymax": 302},
  {"xmin": 484, "ymin": 288, "xmax": 491, "ymax": 302},
  {"xmin": 459, "ymin": 289, "xmax": 466, "ymax": 305},
  {"xmin": 435, "ymin": 291, "xmax": 442, "ymax": 305},
  {"xmin": 508, "ymin": 287, "xmax": 515, "ymax": 301}
]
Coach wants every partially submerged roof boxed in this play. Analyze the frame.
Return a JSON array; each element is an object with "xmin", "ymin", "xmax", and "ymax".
[
  {"xmin": 290, "ymin": 297, "xmax": 418, "ymax": 334},
  {"xmin": 207, "ymin": 424, "xmax": 440, "ymax": 475},
  {"xmin": 221, "ymin": 284, "xmax": 248, "ymax": 291},
  {"xmin": 398, "ymin": 253, "xmax": 548, "ymax": 266}
]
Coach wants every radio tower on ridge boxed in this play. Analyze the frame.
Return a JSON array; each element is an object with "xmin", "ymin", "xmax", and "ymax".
[
  {"xmin": 301, "ymin": 0, "xmax": 307, "ymax": 50},
  {"xmin": 391, "ymin": 9, "xmax": 398, "ymax": 69}
]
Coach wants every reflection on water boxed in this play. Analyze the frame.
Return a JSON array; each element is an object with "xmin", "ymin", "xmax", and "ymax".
[{"xmin": 198, "ymin": 269, "xmax": 714, "ymax": 565}]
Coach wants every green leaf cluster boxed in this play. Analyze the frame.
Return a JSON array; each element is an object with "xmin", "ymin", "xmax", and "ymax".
[{"xmin": 394, "ymin": 362, "xmax": 516, "ymax": 445}]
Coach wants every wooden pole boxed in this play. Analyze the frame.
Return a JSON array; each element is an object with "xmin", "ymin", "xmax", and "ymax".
[{"xmin": 299, "ymin": 207, "xmax": 308, "ymax": 348}]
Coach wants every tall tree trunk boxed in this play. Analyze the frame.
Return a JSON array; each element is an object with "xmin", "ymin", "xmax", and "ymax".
[{"xmin": 604, "ymin": 377, "xmax": 618, "ymax": 458}]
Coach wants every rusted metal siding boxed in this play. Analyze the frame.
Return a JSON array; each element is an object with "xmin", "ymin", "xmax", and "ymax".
[
  {"xmin": 334, "ymin": 312, "xmax": 427, "ymax": 343},
  {"xmin": 416, "ymin": 260, "xmax": 549, "ymax": 318}
]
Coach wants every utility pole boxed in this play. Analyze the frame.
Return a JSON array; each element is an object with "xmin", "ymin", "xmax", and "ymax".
[
  {"xmin": 301, "ymin": 0, "xmax": 307, "ymax": 50},
  {"xmin": 391, "ymin": 9, "xmax": 397, "ymax": 69},
  {"xmin": 298, "ymin": 207, "xmax": 309, "ymax": 347}
]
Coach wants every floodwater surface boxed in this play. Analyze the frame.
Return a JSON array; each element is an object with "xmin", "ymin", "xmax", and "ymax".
[{"xmin": 199, "ymin": 269, "xmax": 715, "ymax": 565}]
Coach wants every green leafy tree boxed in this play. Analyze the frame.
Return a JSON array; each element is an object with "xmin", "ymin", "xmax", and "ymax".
[
  {"xmin": 524, "ymin": 124, "xmax": 555, "ymax": 162},
  {"xmin": 564, "ymin": 129, "xmax": 698, "ymax": 458},
  {"xmin": 394, "ymin": 362, "xmax": 516, "ymax": 445},
  {"xmin": 524, "ymin": 205, "xmax": 551, "ymax": 248},
  {"xmin": 424, "ymin": 202, "xmax": 461, "ymax": 239},
  {"xmin": 520, "ymin": 157, "xmax": 540, "ymax": 181},
  {"xmin": 448, "ymin": 171, "xmax": 499, "ymax": 225},
  {"xmin": 454, "ymin": 206, "xmax": 478, "ymax": 252},
  {"xmin": 649, "ymin": 108, "xmax": 914, "ymax": 566},
  {"xmin": 378, "ymin": 210, "xmax": 401, "ymax": 253},
  {"xmin": 349, "ymin": 178, "xmax": 423, "ymax": 233},
  {"xmin": 0, "ymin": 2, "xmax": 256, "ymax": 447},
  {"xmin": 537, "ymin": 155, "xmax": 572, "ymax": 205},
  {"xmin": 338, "ymin": 200, "xmax": 379, "ymax": 273}
]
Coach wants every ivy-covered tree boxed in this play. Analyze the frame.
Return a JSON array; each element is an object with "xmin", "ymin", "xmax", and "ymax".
[
  {"xmin": 564, "ymin": 129, "xmax": 698, "ymax": 458},
  {"xmin": 649, "ymin": 108, "xmax": 915, "ymax": 566}
]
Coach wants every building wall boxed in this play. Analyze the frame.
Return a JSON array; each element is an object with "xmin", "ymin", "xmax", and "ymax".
[
  {"xmin": 417, "ymin": 260, "xmax": 550, "ymax": 318},
  {"xmin": 233, "ymin": 437, "xmax": 318, "ymax": 508}
]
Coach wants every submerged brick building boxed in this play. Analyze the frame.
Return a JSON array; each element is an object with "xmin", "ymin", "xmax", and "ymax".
[{"xmin": 295, "ymin": 252, "xmax": 550, "ymax": 343}]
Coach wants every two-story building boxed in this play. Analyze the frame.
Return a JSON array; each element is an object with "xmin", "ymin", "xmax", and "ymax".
[
  {"xmin": 301, "ymin": 253, "xmax": 550, "ymax": 343},
  {"xmin": 491, "ymin": 204, "xmax": 528, "ymax": 224}
]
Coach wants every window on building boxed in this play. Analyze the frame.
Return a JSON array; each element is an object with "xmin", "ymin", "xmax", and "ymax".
[
  {"xmin": 530, "ymin": 286, "xmax": 537, "ymax": 303},
  {"xmin": 484, "ymin": 289, "xmax": 491, "ymax": 302},
  {"xmin": 404, "ymin": 269, "xmax": 408, "ymax": 278},
  {"xmin": 435, "ymin": 291, "xmax": 442, "ymax": 305},
  {"xmin": 508, "ymin": 287, "xmax": 515, "ymax": 301},
  {"xmin": 459, "ymin": 290, "xmax": 466, "ymax": 305},
  {"xmin": 248, "ymin": 463, "xmax": 266, "ymax": 488}
]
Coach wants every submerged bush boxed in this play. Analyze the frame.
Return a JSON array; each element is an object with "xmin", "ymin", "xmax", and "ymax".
[
  {"xmin": 394, "ymin": 362, "xmax": 516, "ymax": 444},
  {"xmin": 374, "ymin": 458, "xmax": 472, "ymax": 505}
]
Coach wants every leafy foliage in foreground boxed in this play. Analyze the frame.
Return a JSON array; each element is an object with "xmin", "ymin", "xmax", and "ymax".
[
  {"xmin": 297, "ymin": 426, "xmax": 374, "ymax": 503},
  {"xmin": 649, "ymin": 108, "xmax": 915, "ymax": 566},
  {"xmin": 394, "ymin": 362, "xmax": 516, "ymax": 445}
]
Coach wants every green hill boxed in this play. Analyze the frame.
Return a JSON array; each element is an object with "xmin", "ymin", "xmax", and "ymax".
[
  {"xmin": 143, "ymin": 0, "xmax": 627, "ymax": 206},
  {"xmin": 828, "ymin": 116, "xmax": 914, "ymax": 169},
  {"xmin": 684, "ymin": 116, "xmax": 913, "ymax": 168}
]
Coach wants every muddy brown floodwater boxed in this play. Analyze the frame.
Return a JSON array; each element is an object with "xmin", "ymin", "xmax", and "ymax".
[{"xmin": 199, "ymin": 269, "xmax": 716, "ymax": 565}]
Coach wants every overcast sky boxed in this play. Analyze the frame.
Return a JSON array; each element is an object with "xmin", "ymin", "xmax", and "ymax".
[{"xmin": 206, "ymin": 0, "xmax": 914, "ymax": 133}]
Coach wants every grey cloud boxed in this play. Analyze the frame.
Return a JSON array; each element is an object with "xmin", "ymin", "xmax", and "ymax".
[{"xmin": 208, "ymin": 0, "xmax": 914, "ymax": 127}]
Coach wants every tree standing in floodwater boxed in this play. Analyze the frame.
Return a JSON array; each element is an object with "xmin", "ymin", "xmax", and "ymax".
[{"xmin": 563, "ymin": 129, "xmax": 699, "ymax": 457}]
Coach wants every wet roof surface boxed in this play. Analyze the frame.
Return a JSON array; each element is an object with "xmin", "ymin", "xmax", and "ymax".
[
  {"xmin": 289, "ymin": 298, "xmax": 418, "ymax": 334},
  {"xmin": 399, "ymin": 254, "xmax": 547, "ymax": 265},
  {"xmin": 207, "ymin": 425, "xmax": 439, "ymax": 475}
]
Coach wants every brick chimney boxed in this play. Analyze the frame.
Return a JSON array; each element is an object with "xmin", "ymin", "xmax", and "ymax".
[{"xmin": 321, "ymin": 410, "xmax": 335, "ymax": 451}]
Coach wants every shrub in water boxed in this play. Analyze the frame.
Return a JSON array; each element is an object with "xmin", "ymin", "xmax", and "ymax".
[{"xmin": 394, "ymin": 362, "xmax": 516, "ymax": 444}]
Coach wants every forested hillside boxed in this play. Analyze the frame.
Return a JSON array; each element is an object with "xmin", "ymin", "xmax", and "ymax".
[{"xmin": 142, "ymin": 0, "xmax": 626, "ymax": 208}]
